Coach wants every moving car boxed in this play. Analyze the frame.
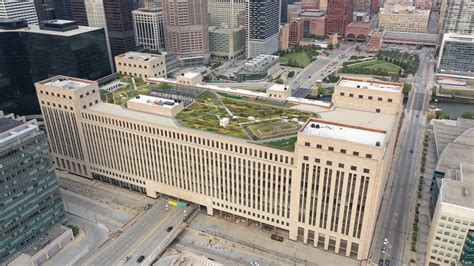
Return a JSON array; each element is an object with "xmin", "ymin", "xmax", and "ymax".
[
  {"xmin": 167, "ymin": 226, "xmax": 173, "ymax": 232},
  {"xmin": 137, "ymin": 255, "xmax": 145, "ymax": 263}
]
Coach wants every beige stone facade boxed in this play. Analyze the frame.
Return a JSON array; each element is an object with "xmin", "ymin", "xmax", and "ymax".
[
  {"xmin": 379, "ymin": 5, "xmax": 429, "ymax": 33},
  {"xmin": 115, "ymin": 52, "xmax": 166, "ymax": 79},
  {"xmin": 35, "ymin": 75, "xmax": 403, "ymax": 261},
  {"xmin": 176, "ymin": 72, "xmax": 203, "ymax": 86}
]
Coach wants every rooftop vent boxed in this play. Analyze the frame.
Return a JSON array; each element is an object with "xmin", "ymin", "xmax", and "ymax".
[
  {"xmin": 284, "ymin": 87, "xmax": 287, "ymax": 90},
  {"xmin": 181, "ymin": 73, "xmax": 184, "ymax": 76},
  {"xmin": 376, "ymin": 141, "xmax": 381, "ymax": 147}
]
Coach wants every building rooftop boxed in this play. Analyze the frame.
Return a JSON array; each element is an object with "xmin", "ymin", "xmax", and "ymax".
[
  {"xmin": 432, "ymin": 118, "xmax": 474, "ymax": 158},
  {"xmin": 42, "ymin": 76, "xmax": 92, "ymax": 90},
  {"xmin": 181, "ymin": 72, "xmax": 201, "ymax": 79},
  {"xmin": 246, "ymin": 54, "xmax": 279, "ymax": 65},
  {"xmin": 441, "ymin": 163, "xmax": 474, "ymax": 209},
  {"xmin": 267, "ymin": 84, "xmax": 289, "ymax": 92},
  {"xmin": 337, "ymin": 77, "xmax": 402, "ymax": 92},
  {"xmin": 442, "ymin": 33, "xmax": 474, "ymax": 42},
  {"xmin": 302, "ymin": 119, "xmax": 386, "ymax": 147},
  {"xmin": 128, "ymin": 95, "xmax": 180, "ymax": 109},
  {"xmin": 0, "ymin": 21, "xmax": 102, "ymax": 36},
  {"xmin": 117, "ymin": 51, "xmax": 161, "ymax": 61},
  {"xmin": 298, "ymin": 9, "xmax": 325, "ymax": 18},
  {"xmin": 0, "ymin": 117, "xmax": 23, "ymax": 133},
  {"xmin": 380, "ymin": 5, "xmax": 430, "ymax": 15},
  {"xmin": 383, "ymin": 31, "xmax": 438, "ymax": 44},
  {"xmin": 0, "ymin": 114, "xmax": 39, "ymax": 149},
  {"xmin": 318, "ymin": 107, "xmax": 395, "ymax": 133},
  {"xmin": 436, "ymin": 128, "xmax": 474, "ymax": 177}
]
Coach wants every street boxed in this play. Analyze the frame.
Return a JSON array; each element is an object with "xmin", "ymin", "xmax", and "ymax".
[
  {"xmin": 83, "ymin": 198, "xmax": 194, "ymax": 266},
  {"xmin": 371, "ymin": 48, "xmax": 435, "ymax": 265}
]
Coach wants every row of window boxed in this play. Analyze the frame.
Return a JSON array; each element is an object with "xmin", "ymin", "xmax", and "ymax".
[
  {"xmin": 38, "ymin": 89, "xmax": 95, "ymax": 99},
  {"xmin": 339, "ymin": 92, "xmax": 393, "ymax": 102},
  {"xmin": 304, "ymin": 142, "xmax": 374, "ymax": 159},
  {"xmin": 214, "ymin": 202, "xmax": 290, "ymax": 227},
  {"xmin": 117, "ymin": 61, "xmax": 164, "ymax": 68},
  {"xmin": 302, "ymin": 156, "xmax": 371, "ymax": 173},
  {"xmin": 117, "ymin": 70, "xmax": 164, "ymax": 79},
  {"xmin": 81, "ymin": 112, "xmax": 295, "ymax": 165},
  {"xmin": 440, "ymin": 215, "xmax": 474, "ymax": 226}
]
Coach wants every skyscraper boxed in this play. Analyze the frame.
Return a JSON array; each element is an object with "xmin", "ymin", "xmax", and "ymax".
[
  {"xmin": 0, "ymin": 0, "xmax": 38, "ymax": 24},
  {"xmin": 438, "ymin": 0, "xmax": 473, "ymax": 35},
  {"xmin": 0, "ymin": 19, "xmax": 112, "ymax": 115},
  {"xmin": 103, "ymin": 0, "xmax": 136, "ymax": 56},
  {"xmin": 162, "ymin": 0, "xmax": 210, "ymax": 65},
  {"xmin": 325, "ymin": 0, "xmax": 353, "ymax": 37},
  {"xmin": 53, "ymin": 0, "xmax": 88, "ymax": 25},
  {"xmin": 281, "ymin": 0, "xmax": 288, "ymax": 23},
  {"xmin": 0, "ymin": 111, "xmax": 66, "ymax": 263},
  {"xmin": 132, "ymin": 7, "xmax": 165, "ymax": 51},
  {"xmin": 208, "ymin": 0, "xmax": 246, "ymax": 28},
  {"xmin": 246, "ymin": 0, "xmax": 280, "ymax": 58}
]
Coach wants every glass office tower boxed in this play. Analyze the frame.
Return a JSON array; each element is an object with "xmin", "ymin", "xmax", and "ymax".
[
  {"xmin": 0, "ymin": 19, "xmax": 112, "ymax": 115},
  {"xmin": 0, "ymin": 112, "xmax": 66, "ymax": 263}
]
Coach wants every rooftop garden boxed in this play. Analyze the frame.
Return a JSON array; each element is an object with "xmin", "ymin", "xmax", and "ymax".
[
  {"xmin": 176, "ymin": 91, "xmax": 315, "ymax": 146},
  {"xmin": 100, "ymin": 76, "xmax": 152, "ymax": 105}
]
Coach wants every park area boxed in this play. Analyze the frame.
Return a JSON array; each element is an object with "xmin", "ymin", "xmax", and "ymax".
[
  {"xmin": 279, "ymin": 52, "xmax": 311, "ymax": 68},
  {"xmin": 342, "ymin": 59, "xmax": 402, "ymax": 75},
  {"xmin": 100, "ymin": 76, "xmax": 151, "ymax": 105},
  {"xmin": 176, "ymin": 91, "xmax": 314, "ymax": 148}
]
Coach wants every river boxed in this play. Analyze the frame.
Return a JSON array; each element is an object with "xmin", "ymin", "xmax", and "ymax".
[{"xmin": 430, "ymin": 101, "xmax": 474, "ymax": 118}]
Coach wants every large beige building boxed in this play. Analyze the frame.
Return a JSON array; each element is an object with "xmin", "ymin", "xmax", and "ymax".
[
  {"xmin": 115, "ymin": 51, "xmax": 166, "ymax": 79},
  {"xmin": 162, "ymin": 0, "xmax": 210, "ymax": 65},
  {"xmin": 425, "ymin": 119, "xmax": 474, "ymax": 265},
  {"xmin": 379, "ymin": 5, "xmax": 430, "ymax": 33},
  {"xmin": 36, "ymin": 76, "xmax": 403, "ymax": 261}
]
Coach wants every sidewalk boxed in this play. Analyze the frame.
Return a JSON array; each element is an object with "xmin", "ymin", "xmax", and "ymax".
[
  {"xmin": 44, "ymin": 214, "xmax": 109, "ymax": 266},
  {"xmin": 189, "ymin": 213, "xmax": 358, "ymax": 266}
]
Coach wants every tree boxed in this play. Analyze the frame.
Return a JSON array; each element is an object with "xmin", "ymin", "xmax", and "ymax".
[
  {"xmin": 288, "ymin": 71, "xmax": 295, "ymax": 78},
  {"xmin": 327, "ymin": 43, "xmax": 334, "ymax": 50},
  {"xmin": 461, "ymin": 112, "xmax": 474, "ymax": 119},
  {"xmin": 157, "ymin": 82, "xmax": 172, "ymax": 90}
]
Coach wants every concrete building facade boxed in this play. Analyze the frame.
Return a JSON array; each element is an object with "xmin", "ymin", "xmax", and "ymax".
[
  {"xmin": 115, "ymin": 51, "xmax": 167, "ymax": 78},
  {"xmin": 162, "ymin": 0, "xmax": 210, "ymax": 65},
  {"xmin": 209, "ymin": 26, "xmax": 245, "ymax": 59},
  {"xmin": 0, "ymin": 0, "xmax": 38, "ymax": 24},
  {"xmin": 325, "ymin": 0, "xmax": 352, "ymax": 37},
  {"xmin": 36, "ymin": 75, "xmax": 403, "ymax": 262},
  {"xmin": 132, "ymin": 8, "xmax": 165, "ymax": 51},
  {"xmin": 246, "ymin": 0, "xmax": 280, "ymax": 58},
  {"xmin": 379, "ymin": 5, "xmax": 429, "ymax": 33},
  {"xmin": 0, "ymin": 112, "xmax": 66, "ymax": 263}
]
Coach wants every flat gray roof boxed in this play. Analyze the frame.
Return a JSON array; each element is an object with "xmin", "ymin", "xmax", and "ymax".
[
  {"xmin": 383, "ymin": 31, "xmax": 438, "ymax": 43},
  {"xmin": 442, "ymin": 163, "xmax": 474, "ymax": 209},
  {"xmin": 0, "ymin": 23, "xmax": 101, "ymax": 36},
  {"xmin": 0, "ymin": 117, "xmax": 23, "ymax": 133},
  {"xmin": 432, "ymin": 118, "xmax": 474, "ymax": 158}
]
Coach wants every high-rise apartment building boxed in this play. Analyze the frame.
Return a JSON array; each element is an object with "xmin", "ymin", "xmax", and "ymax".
[
  {"xmin": 425, "ymin": 118, "xmax": 474, "ymax": 265},
  {"xmin": 0, "ymin": 111, "xmax": 66, "ymax": 263},
  {"xmin": 0, "ymin": 0, "xmax": 38, "ymax": 24},
  {"xmin": 281, "ymin": 0, "xmax": 288, "ymax": 23},
  {"xmin": 36, "ymin": 75, "xmax": 403, "ymax": 261},
  {"xmin": 246, "ymin": 0, "xmax": 280, "ymax": 58},
  {"xmin": 162, "ymin": 0, "xmax": 210, "ymax": 65},
  {"xmin": 437, "ymin": 33, "xmax": 474, "ymax": 79},
  {"xmin": 289, "ymin": 17, "xmax": 303, "ymax": 47},
  {"xmin": 438, "ymin": 0, "xmax": 473, "ymax": 35},
  {"xmin": 325, "ymin": 0, "xmax": 352, "ymax": 37},
  {"xmin": 208, "ymin": 0, "xmax": 246, "ymax": 28},
  {"xmin": 103, "ymin": 0, "xmax": 136, "ymax": 56},
  {"xmin": 132, "ymin": 7, "xmax": 165, "ymax": 51},
  {"xmin": 0, "ymin": 19, "xmax": 112, "ymax": 115}
]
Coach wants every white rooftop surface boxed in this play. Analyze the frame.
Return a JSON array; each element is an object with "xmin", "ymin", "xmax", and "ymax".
[
  {"xmin": 87, "ymin": 103, "xmax": 178, "ymax": 128},
  {"xmin": 0, "ymin": 23, "xmax": 102, "ymax": 36},
  {"xmin": 303, "ymin": 120, "xmax": 386, "ymax": 146},
  {"xmin": 182, "ymin": 72, "xmax": 201, "ymax": 79},
  {"xmin": 319, "ymin": 107, "xmax": 395, "ymax": 132},
  {"xmin": 120, "ymin": 51, "xmax": 158, "ymax": 60},
  {"xmin": 128, "ymin": 95, "xmax": 179, "ymax": 109},
  {"xmin": 267, "ymin": 84, "xmax": 289, "ymax": 92},
  {"xmin": 441, "ymin": 164, "xmax": 474, "ymax": 209},
  {"xmin": 338, "ymin": 79, "xmax": 401, "ymax": 93},
  {"xmin": 46, "ymin": 79, "xmax": 89, "ymax": 90}
]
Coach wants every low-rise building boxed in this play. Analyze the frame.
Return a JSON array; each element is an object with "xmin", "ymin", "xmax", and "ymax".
[
  {"xmin": 115, "ymin": 51, "xmax": 167, "ymax": 79},
  {"xmin": 345, "ymin": 21, "xmax": 375, "ymax": 42},
  {"xmin": 425, "ymin": 118, "xmax": 474, "ymax": 265},
  {"xmin": 437, "ymin": 33, "xmax": 474, "ymax": 80},
  {"xmin": 177, "ymin": 72, "xmax": 203, "ymax": 86},
  {"xmin": 237, "ymin": 54, "xmax": 280, "ymax": 81},
  {"xmin": 127, "ymin": 95, "xmax": 184, "ymax": 117},
  {"xmin": 209, "ymin": 26, "xmax": 245, "ymax": 60},
  {"xmin": 379, "ymin": 5, "xmax": 429, "ymax": 33},
  {"xmin": 267, "ymin": 84, "xmax": 291, "ymax": 100},
  {"xmin": 367, "ymin": 30, "xmax": 383, "ymax": 52}
]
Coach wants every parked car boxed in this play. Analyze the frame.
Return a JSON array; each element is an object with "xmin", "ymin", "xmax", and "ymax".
[
  {"xmin": 137, "ymin": 255, "xmax": 145, "ymax": 263},
  {"xmin": 385, "ymin": 259, "xmax": 390, "ymax": 266},
  {"xmin": 270, "ymin": 234, "xmax": 283, "ymax": 242},
  {"xmin": 167, "ymin": 226, "xmax": 173, "ymax": 232},
  {"xmin": 378, "ymin": 259, "xmax": 384, "ymax": 266}
]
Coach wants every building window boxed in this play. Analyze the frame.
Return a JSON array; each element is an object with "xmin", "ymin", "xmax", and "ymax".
[
  {"xmin": 326, "ymin": 161, "xmax": 332, "ymax": 166},
  {"xmin": 340, "ymin": 92, "xmax": 345, "ymax": 96},
  {"xmin": 349, "ymin": 93, "xmax": 354, "ymax": 97},
  {"xmin": 376, "ymin": 108, "xmax": 381, "ymax": 113},
  {"xmin": 303, "ymin": 156, "xmax": 309, "ymax": 161},
  {"xmin": 388, "ymin": 99, "xmax": 393, "ymax": 102},
  {"xmin": 378, "ymin": 97, "xmax": 383, "ymax": 101},
  {"xmin": 316, "ymin": 144, "xmax": 322, "ymax": 149},
  {"xmin": 351, "ymin": 166, "xmax": 357, "ymax": 171},
  {"xmin": 338, "ymin": 163, "xmax": 344, "ymax": 168},
  {"xmin": 328, "ymin": 146, "xmax": 334, "ymax": 151},
  {"xmin": 341, "ymin": 149, "xmax": 346, "ymax": 154},
  {"xmin": 363, "ymin": 168, "xmax": 370, "ymax": 173},
  {"xmin": 358, "ymin": 95, "xmax": 363, "ymax": 99},
  {"xmin": 366, "ymin": 154, "xmax": 372, "ymax": 159},
  {"xmin": 305, "ymin": 142, "xmax": 310, "ymax": 147},
  {"xmin": 315, "ymin": 158, "xmax": 320, "ymax": 163},
  {"xmin": 368, "ymin": 96, "xmax": 373, "ymax": 100},
  {"xmin": 353, "ymin": 151, "xmax": 359, "ymax": 156}
]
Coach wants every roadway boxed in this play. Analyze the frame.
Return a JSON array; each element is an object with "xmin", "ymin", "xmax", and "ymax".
[
  {"xmin": 371, "ymin": 48, "xmax": 435, "ymax": 265},
  {"xmin": 289, "ymin": 44, "xmax": 358, "ymax": 91},
  {"xmin": 83, "ymin": 198, "xmax": 194, "ymax": 266}
]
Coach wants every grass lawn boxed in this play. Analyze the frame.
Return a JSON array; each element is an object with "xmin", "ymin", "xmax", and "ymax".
[
  {"xmin": 279, "ymin": 52, "xmax": 311, "ymax": 68},
  {"xmin": 262, "ymin": 137, "xmax": 298, "ymax": 151},
  {"xmin": 345, "ymin": 59, "xmax": 401, "ymax": 75},
  {"xmin": 246, "ymin": 121, "xmax": 299, "ymax": 140},
  {"xmin": 101, "ymin": 78, "xmax": 151, "ymax": 105}
]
